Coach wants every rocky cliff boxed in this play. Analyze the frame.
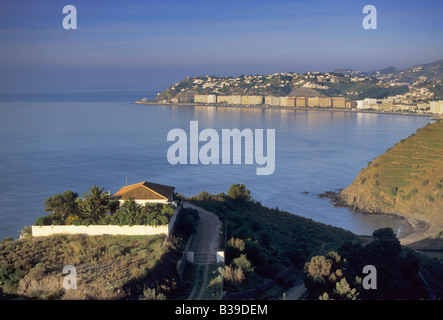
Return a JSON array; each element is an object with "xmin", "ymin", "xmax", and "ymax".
[{"xmin": 338, "ymin": 120, "xmax": 443, "ymax": 239}]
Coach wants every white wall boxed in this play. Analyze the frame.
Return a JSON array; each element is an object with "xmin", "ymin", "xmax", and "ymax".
[
  {"xmin": 32, "ymin": 201, "xmax": 183, "ymax": 238},
  {"xmin": 118, "ymin": 199, "xmax": 169, "ymax": 206},
  {"xmin": 32, "ymin": 224, "xmax": 169, "ymax": 237}
]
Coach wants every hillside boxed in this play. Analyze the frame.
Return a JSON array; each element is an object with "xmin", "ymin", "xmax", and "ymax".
[
  {"xmin": 0, "ymin": 207, "xmax": 200, "ymax": 300},
  {"xmin": 154, "ymin": 73, "xmax": 408, "ymax": 103},
  {"xmin": 151, "ymin": 59, "xmax": 443, "ymax": 103},
  {"xmin": 335, "ymin": 59, "xmax": 443, "ymax": 84},
  {"xmin": 190, "ymin": 189, "xmax": 361, "ymax": 298},
  {"xmin": 0, "ymin": 234, "xmax": 178, "ymax": 299},
  {"xmin": 337, "ymin": 120, "xmax": 443, "ymax": 242},
  {"xmin": 375, "ymin": 59, "xmax": 443, "ymax": 84}
]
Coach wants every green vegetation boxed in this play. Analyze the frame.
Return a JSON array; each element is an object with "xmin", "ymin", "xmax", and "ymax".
[
  {"xmin": 35, "ymin": 185, "xmax": 177, "ymax": 227},
  {"xmin": 0, "ymin": 234, "xmax": 169, "ymax": 299},
  {"xmin": 98, "ymin": 200, "xmax": 175, "ymax": 226},
  {"xmin": 327, "ymin": 82, "xmax": 408, "ymax": 100},
  {"xmin": 154, "ymin": 70, "xmax": 416, "ymax": 104},
  {"xmin": 304, "ymin": 228, "xmax": 428, "ymax": 300},
  {"xmin": 190, "ymin": 187, "xmax": 360, "ymax": 297},
  {"xmin": 339, "ymin": 120, "xmax": 443, "ymax": 236},
  {"xmin": 227, "ymin": 184, "xmax": 251, "ymax": 200},
  {"xmin": 429, "ymin": 85, "xmax": 443, "ymax": 100},
  {"xmin": 0, "ymin": 205, "xmax": 199, "ymax": 300}
]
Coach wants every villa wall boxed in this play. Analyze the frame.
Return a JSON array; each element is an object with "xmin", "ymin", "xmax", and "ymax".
[
  {"xmin": 32, "ymin": 202, "xmax": 184, "ymax": 238},
  {"xmin": 31, "ymin": 224, "xmax": 169, "ymax": 237}
]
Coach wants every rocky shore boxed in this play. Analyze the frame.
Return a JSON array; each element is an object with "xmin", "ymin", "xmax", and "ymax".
[{"xmin": 318, "ymin": 191, "xmax": 431, "ymax": 246}]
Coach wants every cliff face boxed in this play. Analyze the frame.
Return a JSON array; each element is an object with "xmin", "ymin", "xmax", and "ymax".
[{"xmin": 338, "ymin": 120, "xmax": 443, "ymax": 236}]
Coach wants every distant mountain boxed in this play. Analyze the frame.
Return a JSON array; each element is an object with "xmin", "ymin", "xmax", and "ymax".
[
  {"xmin": 367, "ymin": 66, "xmax": 399, "ymax": 76},
  {"xmin": 364, "ymin": 59, "xmax": 443, "ymax": 84},
  {"xmin": 332, "ymin": 59, "xmax": 443, "ymax": 84},
  {"xmin": 331, "ymin": 68, "xmax": 363, "ymax": 76}
]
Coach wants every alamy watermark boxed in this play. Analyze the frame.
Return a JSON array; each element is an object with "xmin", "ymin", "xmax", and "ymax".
[
  {"xmin": 362, "ymin": 265, "xmax": 377, "ymax": 290},
  {"xmin": 167, "ymin": 121, "xmax": 275, "ymax": 175},
  {"xmin": 362, "ymin": 5, "xmax": 377, "ymax": 30},
  {"xmin": 62, "ymin": 5, "xmax": 377, "ymax": 30},
  {"xmin": 62, "ymin": 265, "xmax": 77, "ymax": 290},
  {"xmin": 62, "ymin": 5, "xmax": 77, "ymax": 30}
]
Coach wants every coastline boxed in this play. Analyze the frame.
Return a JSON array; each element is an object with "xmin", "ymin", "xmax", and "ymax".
[
  {"xmin": 321, "ymin": 191, "xmax": 432, "ymax": 246},
  {"xmin": 134, "ymin": 101, "xmax": 437, "ymax": 118},
  {"xmin": 138, "ymin": 99, "xmax": 438, "ymax": 247}
]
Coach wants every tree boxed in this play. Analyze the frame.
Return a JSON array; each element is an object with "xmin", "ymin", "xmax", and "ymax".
[
  {"xmin": 78, "ymin": 185, "xmax": 110, "ymax": 223},
  {"xmin": 303, "ymin": 251, "xmax": 351, "ymax": 300},
  {"xmin": 330, "ymin": 278, "xmax": 359, "ymax": 300},
  {"xmin": 223, "ymin": 265, "xmax": 245, "ymax": 286},
  {"xmin": 227, "ymin": 184, "xmax": 251, "ymax": 200},
  {"xmin": 196, "ymin": 191, "xmax": 210, "ymax": 201},
  {"xmin": 43, "ymin": 190, "xmax": 79, "ymax": 222},
  {"xmin": 232, "ymin": 254, "xmax": 254, "ymax": 273},
  {"xmin": 145, "ymin": 204, "xmax": 175, "ymax": 226}
]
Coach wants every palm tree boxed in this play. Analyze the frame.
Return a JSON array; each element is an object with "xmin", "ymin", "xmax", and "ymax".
[
  {"xmin": 83, "ymin": 185, "xmax": 109, "ymax": 204},
  {"xmin": 122, "ymin": 198, "xmax": 140, "ymax": 215},
  {"xmin": 79, "ymin": 185, "xmax": 110, "ymax": 222}
]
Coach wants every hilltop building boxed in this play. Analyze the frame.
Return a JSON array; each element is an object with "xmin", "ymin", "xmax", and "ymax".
[{"xmin": 113, "ymin": 181, "xmax": 175, "ymax": 205}]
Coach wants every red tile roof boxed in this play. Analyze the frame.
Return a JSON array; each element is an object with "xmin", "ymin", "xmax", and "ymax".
[{"xmin": 113, "ymin": 181, "xmax": 175, "ymax": 201}]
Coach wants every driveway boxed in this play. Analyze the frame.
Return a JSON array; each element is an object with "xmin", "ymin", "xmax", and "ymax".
[{"xmin": 183, "ymin": 202, "xmax": 222, "ymax": 300}]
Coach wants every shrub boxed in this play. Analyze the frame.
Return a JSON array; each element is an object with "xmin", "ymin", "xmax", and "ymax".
[
  {"xmin": 227, "ymin": 238, "xmax": 245, "ymax": 251},
  {"xmin": 232, "ymin": 254, "xmax": 254, "ymax": 273},
  {"xmin": 140, "ymin": 287, "xmax": 166, "ymax": 300},
  {"xmin": 196, "ymin": 191, "xmax": 210, "ymax": 201},
  {"xmin": 227, "ymin": 184, "xmax": 251, "ymax": 200},
  {"xmin": 223, "ymin": 265, "xmax": 245, "ymax": 285},
  {"xmin": 175, "ymin": 208, "xmax": 199, "ymax": 236}
]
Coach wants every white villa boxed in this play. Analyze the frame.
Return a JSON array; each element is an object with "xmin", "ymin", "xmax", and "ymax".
[{"xmin": 113, "ymin": 181, "xmax": 175, "ymax": 206}]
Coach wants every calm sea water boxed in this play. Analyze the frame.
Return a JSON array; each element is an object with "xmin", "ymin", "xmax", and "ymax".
[{"xmin": 0, "ymin": 90, "xmax": 432, "ymax": 239}]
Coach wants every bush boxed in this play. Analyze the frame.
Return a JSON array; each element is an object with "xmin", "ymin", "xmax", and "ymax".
[
  {"xmin": 227, "ymin": 184, "xmax": 251, "ymax": 200},
  {"xmin": 223, "ymin": 265, "xmax": 245, "ymax": 285},
  {"xmin": 232, "ymin": 254, "xmax": 254, "ymax": 273},
  {"xmin": 140, "ymin": 287, "xmax": 166, "ymax": 300},
  {"xmin": 34, "ymin": 214, "xmax": 64, "ymax": 226},
  {"xmin": 196, "ymin": 191, "xmax": 210, "ymax": 201}
]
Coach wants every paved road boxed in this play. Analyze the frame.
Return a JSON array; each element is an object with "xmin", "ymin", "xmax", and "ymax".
[
  {"xmin": 184, "ymin": 202, "xmax": 222, "ymax": 300},
  {"xmin": 185, "ymin": 202, "xmax": 222, "ymax": 264}
]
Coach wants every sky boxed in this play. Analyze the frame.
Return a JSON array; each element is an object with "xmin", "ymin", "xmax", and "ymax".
[{"xmin": 0, "ymin": 0, "xmax": 442, "ymax": 92}]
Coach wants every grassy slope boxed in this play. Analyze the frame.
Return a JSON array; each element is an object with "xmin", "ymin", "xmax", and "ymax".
[
  {"xmin": 0, "ymin": 234, "xmax": 185, "ymax": 300},
  {"xmin": 191, "ymin": 197, "xmax": 360, "ymax": 296},
  {"xmin": 339, "ymin": 120, "xmax": 443, "ymax": 237}
]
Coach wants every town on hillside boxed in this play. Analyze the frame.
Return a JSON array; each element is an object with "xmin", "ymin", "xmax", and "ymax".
[{"xmin": 139, "ymin": 60, "xmax": 443, "ymax": 116}]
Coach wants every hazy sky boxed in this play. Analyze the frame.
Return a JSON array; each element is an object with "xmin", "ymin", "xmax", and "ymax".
[{"xmin": 1, "ymin": 0, "xmax": 442, "ymax": 91}]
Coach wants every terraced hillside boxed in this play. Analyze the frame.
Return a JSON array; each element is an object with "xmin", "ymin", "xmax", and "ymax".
[{"xmin": 338, "ymin": 120, "xmax": 443, "ymax": 239}]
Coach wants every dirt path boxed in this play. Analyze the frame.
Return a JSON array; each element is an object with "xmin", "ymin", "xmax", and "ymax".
[{"xmin": 184, "ymin": 202, "xmax": 222, "ymax": 300}]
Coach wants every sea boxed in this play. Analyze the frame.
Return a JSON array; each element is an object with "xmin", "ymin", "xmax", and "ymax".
[{"xmin": 0, "ymin": 89, "xmax": 433, "ymax": 240}]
